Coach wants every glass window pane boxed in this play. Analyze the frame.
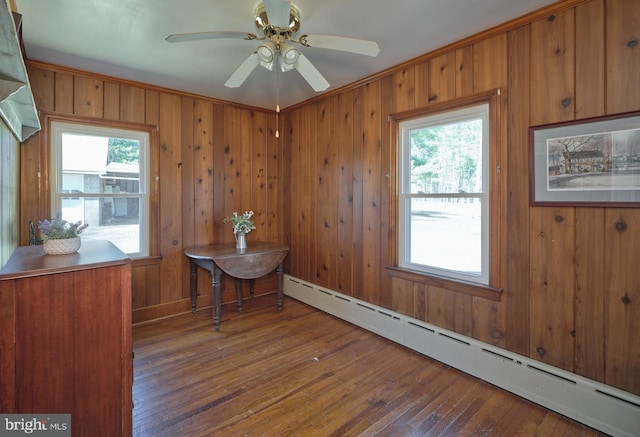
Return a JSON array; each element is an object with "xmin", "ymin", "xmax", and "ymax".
[
  {"xmin": 61, "ymin": 134, "xmax": 141, "ymax": 194},
  {"xmin": 408, "ymin": 119, "xmax": 483, "ymax": 194},
  {"xmin": 408, "ymin": 197, "xmax": 482, "ymax": 275},
  {"xmin": 61, "ymin": 196, "xmax": 141, "ymax": 255}
]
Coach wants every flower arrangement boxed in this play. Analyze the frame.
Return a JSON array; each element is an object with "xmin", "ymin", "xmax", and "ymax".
[
  {"xmin": 223, "ymin": 210, "xmax": 256, "ymax": 235},
  {"xmin": 38, "ymin": 213, "xmax": 89, "ymax": 240}
]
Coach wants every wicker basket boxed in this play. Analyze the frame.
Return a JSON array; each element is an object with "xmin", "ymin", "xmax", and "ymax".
[{"xmin": 43, "ymin": 237, "xmax": 81, "ymax": 255}]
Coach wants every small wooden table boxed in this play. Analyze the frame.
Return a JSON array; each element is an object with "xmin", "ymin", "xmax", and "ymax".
[{"xmin": 184, "ymin": 242, "xmax": 289, "ymax": 331}]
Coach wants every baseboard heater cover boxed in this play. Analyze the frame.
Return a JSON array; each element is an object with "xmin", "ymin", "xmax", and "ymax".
[{"xmin": 283, "ymin": 275, "xmax": 640, "ymax": 437}]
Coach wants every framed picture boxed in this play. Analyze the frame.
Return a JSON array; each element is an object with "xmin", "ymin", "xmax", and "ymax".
[{"xmin": 529, "ymin": 111, "xmax": 640, "ymax": 207}]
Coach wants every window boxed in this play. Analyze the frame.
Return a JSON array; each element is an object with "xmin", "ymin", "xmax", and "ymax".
[
  {"xmin": 394, "ymin": 94, "xmax": 499, "ymax": 287},
  {"xmin": 51, "ymin": 121, "xmax": 150, "ymax": 257}
]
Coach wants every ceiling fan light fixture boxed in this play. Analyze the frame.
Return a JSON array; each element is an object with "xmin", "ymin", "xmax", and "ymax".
[
  {"xmin": 257, "ymin": 42, "xmax": 276, "ymax": 70},
  {"xmin": 279, "ymin": 42, "xmax": 299, "ymax": 72}
]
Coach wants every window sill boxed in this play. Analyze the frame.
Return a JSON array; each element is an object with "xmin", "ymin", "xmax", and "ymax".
[{"xmin": 385, "ymin": 266, "xmax": 502, "ymax": 301}]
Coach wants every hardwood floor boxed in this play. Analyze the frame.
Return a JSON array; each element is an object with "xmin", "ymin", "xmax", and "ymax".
[{"xmin": 132, "ymin": 294, "xmax": 605, "ymax": 436}]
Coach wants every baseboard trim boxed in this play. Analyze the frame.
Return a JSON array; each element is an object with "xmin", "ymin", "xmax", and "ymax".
[{"xmin": 283, "ymin": 274, "xmax": 640, "ymax": 437}]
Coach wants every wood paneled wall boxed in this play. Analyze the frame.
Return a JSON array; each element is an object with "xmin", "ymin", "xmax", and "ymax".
[
  {"xmin": 281, "ymin": 0, "xmax": 639, "ymax": 396},
  {"xmin": 21, "ymin": 64, "xmax": 282, "ymax": 323}
]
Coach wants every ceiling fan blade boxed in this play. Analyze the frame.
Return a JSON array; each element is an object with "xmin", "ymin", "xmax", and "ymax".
[
  {"xmin": 225, "ymin": 52, "xmax": 260, "ymax": 88},
  {"xmin": 166, "ymin": 31, "xmax": 257, "ymax": 43},
  {"xmin": 299, "ymin": 34, "xmax": 380, "ymax": 57},
  {"xmin": 295, "ymin": 53, "xmax": 330, "ymax": 92},
  {"xmin": 262, "ymin": 0, "xmax": 291, "ymax": 29}
]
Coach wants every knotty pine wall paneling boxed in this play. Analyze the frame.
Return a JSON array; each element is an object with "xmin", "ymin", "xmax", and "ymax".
[
  {"xmin": 530, "ymin": 207, "xmax": 576, "ymax": 370},
  {"xmin": 388, "ymin": 65, "xmax": 418, "ymax": 319},
  {"xmin": 335, "ymin": 91, "xmax": 355, "ymax": 295},
  {"xmin": 281, "ymin": 0, "xmax": 640, "ymax": 396},
  {"xmin": 414, "ymin": 61, "xmax": 429, "ymax": 109},
  {"xmin": 145, "ymin": 91, "xmax": 161, "ymax": 259},
  {"xmin": 573, "ymin": 0, "xmax": 606, "ymax": 382},
  {"xmin": 180, "ymin": 97, "xmax": 195, "ymax": 300},
  {"xmin": 315, "ymin": 97, "xmax": 336, "ymax": 290},
  {"xmin": 158, "ymin": 93, "xmax": 183, "ymax": 305},
  {"xmin": 297, "ymin": 103, "xmax": 316, "ymax": 282},
  {"xmin": 604, "ymin": 209, "xmax": 640, "ymax": 392},
  {"xmin": 351, "ymin": 89, "xmax": 365, "ymax": 300},
  {"xmin": 212, "ymin": 104, "xmax": 227, "ymax": 244},
  {"xmin": 527, "ymin": 1, "xmax": 578, "ymax": 374},
  {"xmin": 119, "ymin": 85, "xmax": 146, "ymax": 124},
  {"xmin": 378, "ymin": 75, "xmax": 394, "ymax": 310},
  {"xmin": 250, "ymin": 111, "xmax": 266, "ymax": 242},
  {"xmin": 575, "ymin": 0, "xmax": 604, "ymax": 120},
  {"xmin": 455, "ymin": 46, "xmax": 474, "ymax": 99},
  {"xmin": 393, "ymin": 66, "xmax": 416, "ymax": 113},
  {"xmin": 505, "ymin": 25, "xmax": 532, "ymax": 356},
  {"xmin": 240, "ymin": 110, "xmax": 254, "ymax": 230},
  {"xmin": 265, "ymin": 108, "xmax": 281, "ymax": 243},
  {"xmin": 281, "ymin": 107, "xmax": 296, "ymax": 275},
  {"xmin": 103, "ymin": 82, "xmax": 120, "ymax": 121},
  {"xmin": 428, "ymin": 52, "xmax": 456, "ymax": 104},
  {"xmin": 193, "ymin": 100, "xmax": 215, "ymax": 246},
  {"xmin": 526, "ymin": 6, "xmax": 576, "ymax": 363},
  {"xmin": 73, "ymin": 76, "xmax": 104, "ymax": 118},
  {"xmin": 605, "ymin": 0, "xmax": 640, "ymax": 114},
  {"xmin": 306, "ymin": 104, "xmax": 318, "ymax": 284},
  {"xmin": 360, "ymin": 81, "xmax": 383, "ymax": 306},
  {"xmin": 472, "ymin": 34, "xmax": 508, "ymax": 347},
  {"xmin": 574, "ymin": 207, "xmax": 605, "ymax": 380}
]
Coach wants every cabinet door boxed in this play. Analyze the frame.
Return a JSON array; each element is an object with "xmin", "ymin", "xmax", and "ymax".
[
  {"xmin": 0, "ymin": 281, "xmax": 16, "ymax": 412},
  {"xmin": 73, "ymin": 266, "xmax": 126, "ymax": 437},
  {"xmin": 16, "ymin": 273, "xmax": 76, "ymax": 412}
]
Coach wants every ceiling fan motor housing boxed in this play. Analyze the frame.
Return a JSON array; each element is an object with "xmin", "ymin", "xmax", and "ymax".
[{"xmin": 254, "ymin": 2, "xmax": 302, "ymax": 35}]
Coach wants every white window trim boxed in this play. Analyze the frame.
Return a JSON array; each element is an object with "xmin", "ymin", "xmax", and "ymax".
[
  {"xmin": 397, "ymin": 103, "xmax": 490, "ymax": 285},
  {"xmin": 50, "ymin": 121, "xmax": 150, "ymax": 257}
]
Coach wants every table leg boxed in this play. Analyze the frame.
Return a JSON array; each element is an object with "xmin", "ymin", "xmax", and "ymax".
[
  {"xmin": 276, "ymin": 262, "xmax": 284, "ymax": 312},
  {"xmin": 249, "ymin": 279, "xmax": 255, "ymax": 297},
  {"xmin": 234, "ymin": 278, "xmax": 243, "ymax": 313},
  {"xmin": 212, "ymin": 264, "xmax": 222, "ymax": 332},
  {"xmin": 189, "ymin": 262, "xmax": 197, "ymax": 313}
]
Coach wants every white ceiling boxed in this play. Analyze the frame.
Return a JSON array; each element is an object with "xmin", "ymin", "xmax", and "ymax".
[{"xmin": 15, "ymin": 0, "xmax": 558, "ymax": 110}]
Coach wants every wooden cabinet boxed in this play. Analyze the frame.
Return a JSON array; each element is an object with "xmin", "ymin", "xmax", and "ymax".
[{"xmin": 0, "ymin": 240, "xmax": 132, "ymax": 437}]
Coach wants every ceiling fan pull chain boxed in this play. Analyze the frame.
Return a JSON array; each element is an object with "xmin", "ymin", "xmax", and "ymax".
[{"xmin": 275, "ymin": 55, "xmax": 280, "ymax": 139}]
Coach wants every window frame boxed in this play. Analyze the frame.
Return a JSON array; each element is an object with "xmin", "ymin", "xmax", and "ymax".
[
  {"xmin": 387, "ymin": 90, "xmax": 504, "ymax": 300},
  {"xmin": 46, "ymin": 114, "xmax": 157, "ymax": 258},
  {"xmin": 398, "ymin": 103, "xmax": 490, "ymax": 284}
]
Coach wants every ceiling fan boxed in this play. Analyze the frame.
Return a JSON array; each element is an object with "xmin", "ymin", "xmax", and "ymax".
[{"xmin": 165, "ymin": 0, "xmax": 380, "ymax": 93}]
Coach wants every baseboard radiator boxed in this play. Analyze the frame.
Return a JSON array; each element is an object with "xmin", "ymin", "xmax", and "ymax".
[{"xmin": 283, "ymin": 274, "xmax": 640, "ymax": 437}]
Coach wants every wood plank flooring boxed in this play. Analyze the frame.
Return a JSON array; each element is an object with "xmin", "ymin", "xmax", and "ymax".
[{"xmin": 132, "ymin": 295, "xmax": 606, "ymax": 436}]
